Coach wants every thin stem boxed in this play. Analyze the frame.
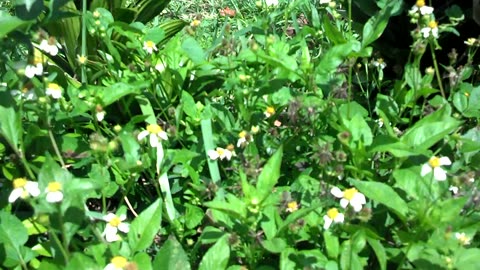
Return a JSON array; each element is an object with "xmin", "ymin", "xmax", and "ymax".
[
  {"xmin": 48, "ymin": 129, "xmax": 66, "ymax": 168},
  {"xmin": 124, "ymin": 196, "xmax": 138, "ymax": 217},
  {"xmin": 49, "ymin": 229, "xmax": 69, "ymax": 264},
  {"xmin": 81, "ymin": 0, "xmax": 87, "ymax": 84},
  {"xmin": 430, "ymin": 42, "xmax": 446, "ymax": 98}
]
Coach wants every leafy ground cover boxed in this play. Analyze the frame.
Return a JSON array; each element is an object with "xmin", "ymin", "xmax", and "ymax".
[{"xmin": 1, "ymin": 0, "xmax": 480, "ymax": 269}]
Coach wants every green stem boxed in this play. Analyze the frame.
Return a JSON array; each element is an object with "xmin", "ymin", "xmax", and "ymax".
[
  {"xmin": 49, "ymin": 229, "xmax": 69, "ymax": 264},
  {"xmin": 48, "ymin": 129, "xmax": 66, "ymax": 168},
  {"xmin": 430, "ymin": 42, "xmax": 446, "ymax": 98},
  {"xmin": 81, "ymin": 0, "xmax": 87, "ymax": 84}
]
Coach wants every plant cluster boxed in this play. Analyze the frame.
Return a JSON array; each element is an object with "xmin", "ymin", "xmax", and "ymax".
[{"xmin": 1, "ymin": 0, "xmax": 480, "ymax": 269}]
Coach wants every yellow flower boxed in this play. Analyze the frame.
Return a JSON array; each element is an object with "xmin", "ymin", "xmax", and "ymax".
[
  {"xmin": 190, "ymin": 20, "xmax": 201, "ymax": 27},
  {"xmin": 286, "ymin": 201, "xmax": 298, "ymax": 213},
  {"xmin": 104, "ymin": 256, "xmax": 128, "ymax": 270},
  {"xmin": 455, "ymin": 232, "xmax": 471, "ymax": 246},
  {"xmin": 77, "ymin": 55, "xmax": 87, "ymax": 65},
  {"xmin": 264, "ymin": 106, "xmax": 275, "ymax": 118},
  {"xmin": 208, "ymin": 147, "xmax": 234, "ymax": 161},
  {"xmin": 237, "ymin": 130, "xmax": 253, "ymax": 147}
]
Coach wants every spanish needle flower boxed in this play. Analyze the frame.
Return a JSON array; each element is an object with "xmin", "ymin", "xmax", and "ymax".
[
  {"xmin": 46, "ymin": 83, "xmax": 63, "ymax": 99},
  {"xmin": 237, "ymin": 130, "xmax": 253, "ymax": 148},
  {"xmin": 286, "ymin": 201, "xmax": 299, "ymax": 213},
  {"xmin": 137, "ymin": 124, "xmax": 168, "ymax": 148},
  {"xmin": 420, "ymin": 21, "xmax": 439, "ymax": 39},
  {"xmin": 39, "ymin": 37, "xmax": 62, "ymax": 56},
  {"xmin": 8, "ymin": 178, "xmax": 40, "ymax": 203},
  {"xmin": 104, "ymin": 256, "xmax": 129, "ymax": 270},
  {"xmin": 455, "ymin": 232, "xmax": 471, "ymax": 246},
  {"xmin": 264, "ymin": 106, "xmax": 275, "ymax": 118},
  {"xmin": 208, "ymin": 147, "xmax": 234, "ymax": 161},
  {"xmin": 143, "ymin": 40, "xmax": 157, "ymax": 54},
  {"xmin": 410, "ymin": 0, "xmax": 434, "ymax": 16},
  {"xmin": 331, "ymin": 186, "xmax": 366, "ymax": 212},
  {"xmin": 45, "ymin": 181, "xmax": 63, "ymax": 203},
  {"xmin": 421, "ymin": 156, "xmax": 451, "ymax": 181},
  {"xmin": 103, "ymin": 213, "xmax": 129, "ymax": 242},
  {"xmin": 25, "ymin": 63, "xmax": 43, "ymax": 78},
  {"xmin": 323, "ymin": 208, "xmax": 344, "ymax": 229}
]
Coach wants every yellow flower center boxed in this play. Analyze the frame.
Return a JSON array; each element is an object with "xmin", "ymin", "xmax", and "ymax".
[
  {"xmin": 13, "ymin": 178, "xmax": 27, "ymax": 189},
  {"xmin": 217, "ymin": 148, "xmax": 225, "ymax": 156},
  {"xmin": 111, "ymin": 256, "xmax": 128, "ymax": 268},
  {"xmin": 287, "ymin": 201, "xmax": 298, "ymax": 212},
  {"xmin": 266, "ymin": 106, "xmax": 275, "ymax": 115},
  {"xmin": 428, "ymin": 156, "xmax": 441, "ymax": 168},
  {"xmin": 428, "ymin": 21, "xmax": 438, "ymax": 29},
  {"xmin": 239, "ymin": 131, "xmax": 247, "ymax": 138},
  {"xmin": 47, "ymin": 181, "xmax": 62, "ymax": 192},
  {"xmin": 327, "ymin": 208, "xmax": 339, "ymax": 219},
  {"xmin": 465, "ymin": 92, "xmax": 470, "ymax": 97},
  {"xmin": 144, "ymin": 40, "xmax": 155, "ymax": 49},
  {"xmin": 343, "ymin": 188, "xmax": 358, "ymax": 200},
  {"xmin": 48, "ymin": 83, "xmax": 61, "ymax": 90},
  {"xmin": 191, "ymin": 20, "xmax": 201, "ymax": 27},
  {"xmin": 109, "ymin": 216, "xmax": 122, "ymax": 227},
  {"xmin": 416, "ymin": 0, "xmax": 425, "ymax": 7},
  {"xmin": 146, "ymin": 124, "xmax": 163, "ymax": 134},
  {"xmin": 78, "ymin": 55, "xmax": 87, "ymax": 64}
]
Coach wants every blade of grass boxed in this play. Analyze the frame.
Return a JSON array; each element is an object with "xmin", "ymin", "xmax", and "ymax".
[{"xmin": 201, "ymin": 119, "xmax": 220, "ymax": 183}]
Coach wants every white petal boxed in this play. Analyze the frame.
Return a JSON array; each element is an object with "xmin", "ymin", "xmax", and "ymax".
[
  {"xmin": 224, "ymin": 150, "xmax": 233, "ymax": 161},
  {"xmin": 334, "ymin": 213, "xmax": 345, "ymax": 223},
  {"xmin": 25, "ymin": 182, "xmax": 40, "ymax": 197},
  {"xmin": 351, "ymin": 202, "xmax": 363, "ymax": 212},
  {"xmin": 433, "ymin": 167, "xmax": 447, "ymax": 181},
  {"xmin": 8, "ymin": 189, "xmax": 23, "ymax": 203},
  {"xmin": 25, "ymin": 65, "xmax": 36, "ymax": 78},
  {"xmin": 330, "ymin": 187, "xmax": 344, "ymax": 198},
  {"xmin": 118, "ymin": 223, "xmax": 129, "ymax": 233},
  {"xmin": 46, "ymin": 191, "xmax": 63, "ymax": 203},
  {"xmin": 158, "ymin": 131, "xmax": 168, "ymax": 141},
  {"xmin": 352, "ymin": 193, "xmax": 366, "ymax": 205},
  {"xmin": 104, "ymin": 263, "xmax": 116, "ymax": 270},
  {"xmin": 137, "ymin": 130, "xmax": 150, "ymax": 141},
  {"xmin": 119, "ymin": 214, "xmax": 127, "ymax": 221},
  {"xmin": 420, "ymin": 163, "xmax": 432, "ymax": 176},
  {"xmin": 339, "ymin": 198, "xmax": 349, "ymax": 209},
  {"xmin": 149, "ymin": 134, "xmax": 159, "ymax": 147},
  {"xmin": 104, "ymin": 225, "xmax": 119, "ymax": 242},
  {"xmin": 323, "ymin": 216, "xmax": 333, "ymax": 230},
  {"xmin": 439, "ymin": 157, "xmax": 452, "ymax": 166},
  {"xmin": 103, "ymin": 213, "xmax": 116, "ymax": 222},
  {"xmin": 49, "ymin": 45, "xmax": 59, "ymax": 56},
  {"xmin": 237, "ymin": 137, "xmax": 246, "ymax": 147},
  {"xmin": 207, "ymin": 150, "xmax": 219, "ymax": 160}
]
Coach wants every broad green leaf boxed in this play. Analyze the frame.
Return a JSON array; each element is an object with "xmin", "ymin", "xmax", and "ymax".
[
  {"xmin": 317, "ymin": 40, "xmax": 361, "ymax": 74},
  {"xmin": 344, "ymin": 114, "xmax": 373, "ymax": 146},
  {"xmin": 257, "ymin": 146, "xmax": 283, "ymax": 201},
  {"xmin": 201, "ymin": 119, "xmax": 220, "ymax": 183},
  {"xmin": 362, "ymin": 0, "xmax": 401, "ymax": 47},
  {"xmin": 340, "ymin": 240, "xmax": 364, "ymax": 270},
  {"xmin": 182, "ymin": 37, "xmax": 205, "ymax": 65},
  {"xmin": 15, "ymin": 0, "xmax": 43, "ymax": 20},
  {"xmin": 369, "ymin": 135, "xmax": 427, "ymax": 157},
  {"xmin": 322, "ymin": 16, "xmax": 346, "ymax": 45},
  {"xmin": 0, "ymin": 211, "xmax": 28, "ymax": 247},
  {"xmin": 350, "ymin": 179, "xmax": 408, "ymax": 220},
  {"xmin": 366, "ymin": 238, "xmax": 387, "ymax": 270},
  {"xmin": 65, "ymin": 253, "xmax": 97, "ymax": 270},
  {"xmin": 153, "ymin": 236, "xmax": 191, "ymax": 270},
  {"xmin": 455, "ymin": 248, "xmax": 480, "ymax": 270},
  {"xmin": 198, "ymin": 234, "xmax": 230, "ymax": 270},
  {"xmin": 261, "ymin": 238, "xmax": 287, "ymax": 254},
  {"xmin": 393, "ymin": 167, "xmax": 434, "ymax": 200},
  {"xmin": 324, "ymin": 231, "xmax": 340, "ymax": 259},
  {"xmin": 133, "ymin": 252, "xmax": 152, "ymax": 270},
  {"xmin": 0, "ymin": 104, "xmax": 21, "ymax": 152},
  {"xmin": 135, "ymin": 95, "xmax": 156, "ymax": 124},
  {"xmin": 185, "ymin": 204, "xmax": 204, "ymax": 229},
  {"xmin": 159, "ymin": 172, "xmax": 176, "ymax": 221},
  {"xmin": 0, "ymin": 11, "xmax": 32, "ymax": 38},
  {"xmin": 128, "ymin": 198, "xmax": 162, "ymax": 252}
]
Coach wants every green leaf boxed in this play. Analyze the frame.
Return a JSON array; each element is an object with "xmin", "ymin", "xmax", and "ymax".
[
  {"xmin": 0, "ymin": 101, "xmax": 21, "ymax": 152},
  {"xmin": 349, "ymin": 179, "xmax": 408, "ymax": 220},
  {"xmin": 317, "ymin": 40, "xmax": 361, "ymax": 74},
  {"xmin": 201, "ymin": 119, "xmax": 220, "ymax": 183},
  {"xmin": 153, "ymin": 236, "xmax": 191, "ymax": 270},
  {"xmin": 128, "ymin": 198, "xmax": 162, "ymax": 252},
  {"xmin": 257, "ymin": 146, "xmax": 283, "ymax": 201},
  {"xmin": 65, "ymin": 253, "xmax": 98, "ymax": 270},
  {"xmin": 0, "ymin": 11, "xmax": 32, "ymax": 38},
  {"xmin": 362, "ymin": 0, "xmax": 401, "ymax": 47},
  {"xmin": 159, "ymin": 172, "xmax": 176, "ymax": 221},
  {"xmin": 366, "ymin": 238, "xmax": 387, "ymax": 270},
  {"xmin": 324, "ymin": 231, "xmax": 340, "ymax": 259},
  {"xmin": 182, "ymin": 37, "xmax": 205, "ymax": 65},
  {"xmin": 0, "ymin": 211, "xmax": 28, "ymax": 247},
  {"xmin": 15, "ymin": 0, "xmax": 43, "ymax": 20},
  {"xmin": 133, "ymin": 252, "xmax": 152, "ymax": 270},
  {"xmin": 344, "ymin": 114, "xmax": 373, "ymax": 146},
  {"xmin": 455, "ymin": 248, "xmax": 480, "ymax": 270},
  {"xmin": 261, "ymin": 238, "xmax": 286, "ymax": 254},
  {"xmin": 322, "ymin": 16, "xmax": 346, "ymax": 45},
  {"xmin": 340, "ymin": 240, "xmax": 364, "ymax": 270},
  {"xmin": 198, "ymin": 234, "xmax": 230, "ymax": 270}
]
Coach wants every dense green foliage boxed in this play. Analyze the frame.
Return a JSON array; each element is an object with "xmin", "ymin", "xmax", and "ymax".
[{"xmin": 1, "ymin": 0, "xmax": 480, "ymax": 269}]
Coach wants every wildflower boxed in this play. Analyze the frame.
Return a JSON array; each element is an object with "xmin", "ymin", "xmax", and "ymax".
[
  {"xmin": 104, "ymin": 256, "xmax": 128, "ymax": 270},
  {"xmin": 320, "ymin": 0, "xmax": 331, "ymax": 4},
  {"xmin": 96, "ymin": 105, "xmax": 106, "ymax": 122},
  {"xmin": 219, "ymin": 7, "xmax": 236, "ymax": 17},
  {"xmin": 323, "ymin": 208, "xmax": 344, "ymax": 229},
  {"xmin": 143, "ymin": 40, "xmax": 157, "ymax": 54},
  {"xmin": 251, "ymin": 125, "xmax": 260, "ymax": 134},
  {"xmin": 25, "ymin": 63, "xmax": 43, "ymax": 78},
  {"xmin": 420, "ymin": 21, "xmax": 439, "ymax": 39},
  {"xmin": 8, "ymin": 178, "xmax": 41, "ymax": 203},
  {"xmin": 190, "ymin": 20, "xmax": 201, "ymax": 27},
  {"xmin": 155, "ymin": 62, "xmax": 166, "ymax": 73},
  {"xmin": 410, "ymin": 0, "xmax": 434, "ymax": 16},
  {"xmin": 45, "ymin": 181, "xmax": 63, "ymax": 203},
  {"xmin": 137, "ymin": 124, "xmax": 168, "ymax": 148},
  {"xmin": 331, "ymin": 186, "xmax": 366, "ymax": 212},
  {"xmin": 465, "ymin": 38, "xmax": 479, "ymax": 47},
  {"xmin": 372, "ymin": 58, "xmax": 386, "ymax": 69},
  {"xmin": 77, "ymin": 55, "xmax": 87, "ymax": 65},
  {"xmin": 420, "ymin": 156, "xmax": 451, "ymax": 181},
  {"xmin": 93, "ymin": 10, "xmax": 101, "ymax": 18},
  {"xmin": 265, "ymin": 0, "xmax": 278, "ymax": 7},
  {"xmin": 264, "ymin": 106, "xmax": 275, "ymax": 118},
  {"xmin": 274, "ymin": 120, "xmax": 282, "ymax": 127},
  {"xmin": 449, "ymin": 185, "xmax": 459, "ymax": 195},
  {"xmin": 208, "ymin": 147, "xmax": 234, "ymax": 161},
  {"xmin": 237, "ymin": 130, "xmax": 253, "ymax": 147},
  {"xmin": 239, "ymin": 74, "xmax": 251, "ymax": 81},
  {"xmin": 39, "ymin": 37, "xmax": 62, "ymax": 56},
  {"xmin": 103, "ymin": 213, "xmax": 129, "ymax": 242},
  {"xmin": 455, "ymin": 232, "xmax": 471, "ymax": 246},
  {"xmin": 46, "ymin": 83, "xmax": 62, "ymax": 99},
  {"xmin": 286, "ymin": 201, "xmax": 298, "ymax": 213},
  {"xmin": 11, "ymin": 85, "xmax": 37, "ymax": 100}
]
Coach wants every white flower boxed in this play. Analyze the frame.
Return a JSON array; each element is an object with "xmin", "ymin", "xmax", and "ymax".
[
  {"xmin": 45, "ymin": 181, "xmax": 63, "ymax": 203},
  {"xmin": 25, "ymin": 63, "xmax": 43, "ymax": 78},
  {"xmin": 331, "ymin": 186, "xmax": 366, "ymax": 212},
  {"xmin": 104, "ymin": 256, "xmax": 129, "ymax": 270},
  {"xmin": 137, "ymin": 124, "xmax": 168, "ymax": 148},
  {"xmin": 39, "ymin": 37, "xmax": 62, "ymax": 56},
  {"xmin": 265, "ymin": 0, "xmax": 278, "ymax": 6},
  {"xmin": 155, "ymin": 62, "xmax": 166, "ymax": 73},
  {"xmin": 96, "ymin": 111, "xmax": 106, "ymax": 122},
  {"xmin": 237, "ymin": 130, "xmax": 253, "ymax": 148},
  {"xmin": 410, "ymin": 0, "xmax": 434, "ymax": 16},
  {"xmin": 421, "ymin": 156, "xmax": 451, "ymax": 181},
  {"xmin": 264, "ymin": 106, "xmax": 275, "ymax": 118},
  {"xmin": 46, "ymin": 83, "xmax": 63, "ymax": 99},
  {"xmin": 420, "ymin": 21, "xmax": 439, "ymax": 39},
  {"xmin": 8, "ymin": 178, "xmax": 40, "ymax": 203},
  {"xmin": 320, "ymin": 0, "xmax": 331, "ymax": 4},
  {"xmin": 11, "ymin": 87, "xmax": 37, "ymax": 100},
  {"xmin": 449, "ymin": 185, "xmax": 459, "ymax": 195},
  {"xmin": 103, "ymin": 213, "xmax": 129, "ymax": 242},
  {"xmin": 208, "ymin": 147, "xmax": 233, "ymax": 161},
  {"xmin": 323, "ymin": 208, "xmax": 345, "ymax": 229},
  {"xmin": 455, "ymin": 232, "xmax": 471, "ymax": 246},
  {"xmin": 143, "ymin": 40, "xmax": 157, "ymax": 54}
]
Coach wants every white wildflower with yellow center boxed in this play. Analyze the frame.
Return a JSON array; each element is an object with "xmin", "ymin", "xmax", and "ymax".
[
  {"xmin": 103, "ymin": 213, "xmax": 129, "ymax": 242},
  {"xmin": 420, "ymin": 156, "xmax": 451, "ymax": 181},
  {"xmin": 410, "ymin": 0, "xmax": 434, "ymax": 15},
  {"xmin": 25, "ymin": 63, "xmax": 43, "ymax": 78},
  {"xmin": 46, "ymin": 83, "xmax": 63, "ymax": 99},
  {"xmin": 137, "ymin": 124, "xmax": 168, "ymax": 148},
  {"xmin": 208, "ymin": 147, "xmax": 233, "ymax": 161},
  {"xmin": 104, "ymin": 256, "xmax": 128, "ymax": 270},
  {"xmin": 8, "ymin": 178, "xmax": 41, "ymax": 203},
  {"xmin": 237, "ymin": 130, "xmax": 253, "ymax": 147},
  {"xmin": 323, "ymin": 208, "xmax": 345, "ymax": 229},
  {"xmin": 39, "ymin": 37, "xmax": 62, "ymax": 56},
  {"xmin": 143, "ymin": 40, "xmax": 157, "ymax": 54},
  {"xmin": 420, "ymin": 21, "xmax": 439, "ymax": 39},
  {"xmin": 286, "ymin": 201, "xmax": 299, "ymax": 213},
  {"xmin": 45, "ymin": 181, "xmax": 63, "ymax": 203},
  {"xmin": 455, "ymin": 232, "xmax": 471, "ymax": 246},
  {"xmin": 265, "ymin": 0, "xmax": 278, "ymax": 7},
  {"xmin": 264, "ymin": 106, "xmax": 275, "ymax": 118},
  {"xmin": 331, "ymin": 187, "xmax": 366, "ymax": 212}
]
